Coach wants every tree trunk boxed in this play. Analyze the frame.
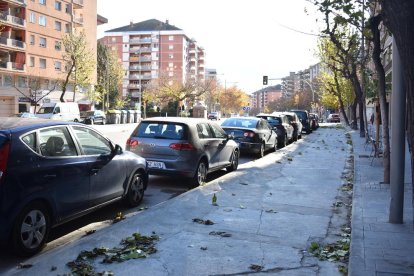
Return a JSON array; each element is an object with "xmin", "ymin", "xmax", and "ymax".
[
  {"xmin": 370, "ymin": 14, "xmax": 391, "ymax": 183},
  {"xmin": 338, "ymin": 96, "xmax": 350, "ymax": 126},
  {"xmin": 381, "ymin": 0, "xmax": 414, "ymax": 219},
  {"xmin": 350, "ymin": 99, "xmax": 358, "ymax": 129}
]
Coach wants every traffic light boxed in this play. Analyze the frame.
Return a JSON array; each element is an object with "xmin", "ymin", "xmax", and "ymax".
[{"xmin": 263, "ymin": 76, "xmax": 268, "ymax": 85}]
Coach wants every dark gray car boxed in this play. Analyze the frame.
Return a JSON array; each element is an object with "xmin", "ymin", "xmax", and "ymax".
[{"xmin": 126, "ymin": 117, "xmax": 239, "ymax": 187}]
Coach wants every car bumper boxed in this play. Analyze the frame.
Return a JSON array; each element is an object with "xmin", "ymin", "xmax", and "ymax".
[
  {"xmin": 145, "ymin": 158, "xmax": 197, "ymax": 178},
  {"xmin": 237, "ymin": 141, "xmax": 262, "ymax": 154}
]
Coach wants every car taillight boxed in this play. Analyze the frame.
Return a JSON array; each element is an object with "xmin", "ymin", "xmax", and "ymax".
[
  {"xmin": 169, "ymin": 143, "xmax": 195, "ymax": 151},
  {"xmin": 243, "ymin": 132, "xmax": 255, "ymax": 138},
  {"xmin": 0, "ymin": 142, "xmax": 10, "ymax": 180},
  {"xmin": 126, "ymin": 138, "xmax": 139, "ymax": 148}
]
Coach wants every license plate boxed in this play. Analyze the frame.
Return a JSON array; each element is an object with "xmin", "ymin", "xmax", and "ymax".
[{"xmin": 147, "ymin": 161, "xmax": 166, "ymax": 169}]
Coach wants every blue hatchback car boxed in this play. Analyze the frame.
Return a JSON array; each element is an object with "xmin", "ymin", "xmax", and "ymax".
[{"xmin": 0, "ymin": 118, "xmax": 148, "ymax": 256}]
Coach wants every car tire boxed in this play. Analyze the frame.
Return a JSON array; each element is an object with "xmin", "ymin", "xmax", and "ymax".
[
  {"xmin": 293, "ymin": 131, "xmax": 298, "ymax": 142},
  {"xmin": 124, "ymin": 171, "xmax": 145, "ymax": 207},
  {"xmin": 258, "ymin": 142, "xmax": 265, "ymax": 158},
  {"xmin": 12, "ymin": 202, "xmax": 50, "ymax": 257},
  {"xmin": 190, "ymin": 160, "xmax": 208, "ymax": 187},
  {"xmin": 226, "ymin": 150, "xmax": 239, "ymax": 172}
]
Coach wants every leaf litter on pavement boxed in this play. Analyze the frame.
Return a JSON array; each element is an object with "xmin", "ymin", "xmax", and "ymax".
[{"xmin": 67, "ymin": 232, "xmax": 159, "ymax": 275}]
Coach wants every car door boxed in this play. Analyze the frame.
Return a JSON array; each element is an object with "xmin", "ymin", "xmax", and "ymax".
[
  {"xmin": 209, "ymin": 122, "xmax": 234, "ymax": 167},
  {"xmin": 196, "ymin": 123, "xmax": 221, "ymax": 169},
  {"xmin": 259, "ymin": 120, "xmax": 276, "ymax": 149},
  {"xmin": 71, "ymin": 126, "xmax": 126, "ymax": 206},
  {"xmin": 34, "ymin": 126, "xmax": 90, "ymax": 221}
]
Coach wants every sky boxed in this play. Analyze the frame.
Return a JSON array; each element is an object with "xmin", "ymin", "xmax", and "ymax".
[{"xmin": 97, "ymin": 0, "xmax": 323, "ymax": 94}]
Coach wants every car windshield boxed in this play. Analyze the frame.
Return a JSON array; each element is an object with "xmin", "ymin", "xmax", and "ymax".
[
  {"xmin": 221, "ymin": 118, "xmax": 258, "ymax": 128},
  {"xmin": 257, "ymin": 116, "xmax": 281, "ymax": 126},
  {"xmin": 37, "ymin": 107, "xmax": 55, "ymax": 114},
  {"xmin": 134, "ymin": 122, "xmax": 186, "ymax": 140}
]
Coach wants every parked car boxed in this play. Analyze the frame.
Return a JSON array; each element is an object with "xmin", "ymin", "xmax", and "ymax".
[
  {"xmin": 0, "ymin": 118, "xmax": 148, "ymax": 256},
  {"xmin": 11, "ymin": 112, "xmax": 38, "ymax": 119},
  {"xmin": 256, "ymin": 112, "xmax": 294, "ymax": 148},
  {"xmin": 309, "ymin": 113, "xmax": 320, "ymax": 130},
  {"xmin": 220, "ymin": 117, "xmax": 278, "ymax": 158},
  {"xmin": 126, "ymin": 117, "xmax": 239, "ymax": 187},
  {"xmin": 81, "ymin": 110, "xmax": 107, "ymax": 125},
  {"xmin": 291, "ymin": 109, "xmax": 312, "ymax": 134},
  {"xmin": 327, "ymin": 113, "xmax": 341, "ymax": 123},
  {"xmin": 208, "ymin": 112, "xmax": 221, "ymax": 120},
  {"xmin": 282, "ymin": 111, "xmax": 303, "ymax": 141}
]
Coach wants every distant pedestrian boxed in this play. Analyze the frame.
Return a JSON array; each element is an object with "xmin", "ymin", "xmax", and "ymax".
[{"xmin": 370, "ymin": 113, "xmax": 374, "ymax": 125}]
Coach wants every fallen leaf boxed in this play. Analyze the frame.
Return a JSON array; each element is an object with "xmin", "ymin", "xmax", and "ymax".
[{"xmin": 249, "ymin": 264, "xmax": 263, "ymax": 271}]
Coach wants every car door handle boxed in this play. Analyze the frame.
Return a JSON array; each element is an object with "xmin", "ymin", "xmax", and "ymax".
[
  {"xmin": 91, "ymin": 168, "xmax": 100, "ymax": 175},
  {"xmin": 44, "ymin": 174, "xmax": 56, "ymax": 178}
]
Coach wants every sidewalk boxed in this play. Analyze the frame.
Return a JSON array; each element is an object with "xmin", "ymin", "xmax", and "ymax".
[{"xmin": 348, "ymin": 129, "xmax": 414, "ymax": 276}]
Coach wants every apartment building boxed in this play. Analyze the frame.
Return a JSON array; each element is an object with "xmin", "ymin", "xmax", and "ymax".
[
  {"xmin": 250, "ymin": 84, "xmax": 282, "ymax": 112},
  {"xmin": 99, "ymin": 19, "xmax": 205, "ymax": 110},
  {"xmin": 0, "ymin": 0, "xmax": 99, "ymax": 116}
]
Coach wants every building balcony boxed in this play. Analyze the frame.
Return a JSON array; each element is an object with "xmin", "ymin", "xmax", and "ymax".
[
  {"xmin": 72, "ymin": 0, "xmax": 84, "ymax": 8},
  {"xmin": 127, "ymin": 83, "xmax": 141, "ymax": 89},
  {"xmin": 130, "ymin": 92, "xmax": 141, "ymax": 98},
  {"xmin": 129, "ymin": 37, "xmax": 152, "ymax": 44},
  {"xmin": 0, "ymin": 61, "xmax": 25, "ymax": 72},
  {"xmin": 129, "ymin": 74, "xmax": 151, "ymax": 80},
  {"xmin": 73, "ymin": 17, "xmax": 83, "ymax": 25},
  {"xmin": 0, "ymin": 37, "xmax": 26, "ymax": 50},
  {"xmin": 2, "ymin": 0, "xmax": 26, "ymax": 6},
  {"xmin": 0, "ymin": 12, "xmax": 26, "ymax": 29},
  {"xmin": 129, "ymin": 47, "xmax": 151, "ymax": 53},
  {"xmin": 129, "ymin": 56, "xmax": 152, "ymax": 62},
  {"xmin": 129, "ymin": 65, "xmax": 152, "ymax": 71}
]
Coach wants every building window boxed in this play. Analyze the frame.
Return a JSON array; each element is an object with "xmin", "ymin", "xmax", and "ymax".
[
  {"xmin": 29, "ymin": 12, "xmax": 35, "ymax": 23},
  {"xmin": 168, "ymin": 72, "xmax": 173, "ymax": 77},
  {"xmin": 4, "ymin": 75, "xmax": 13, "ymax": 87},
  {"xmin": 111, "ymin": 37, "xmax": 116, "ymax": 42},
  {"xmin": 169, "ymin": 45, "xmax": 173, "ymax": 50},
  {"xmin": 39, "ymin": 58, "xmax": 46, "ymax": 69},
  {"xmin": 39, "ymin": 15, "xmax": 46, "ymax": 26},
  {"xmin": 29, "ymin": 57, "xmax": 35, "ymax": 67},
  {"xmin": 54, "ymin": 61, "xmax": 61, "ymax": 71},
  {"xmin": 168, "ymin": 36, "xmax": 174, "ymax": 41},
  {"xmin": 55, "ymin": 41, "xmax": 61, "ymax": 51},
  {"xmin": 39, "ymin": 0, "xmax": 46, "ymax": 5},
  {"xmin": 65, "ymin": 3, "xmax": 70, "ymax": 13},
  {"xmin": 168, "ymin": 63, "xmax": 173, "ymax": 68},
  {"xmin": 54, "ymin": 21, "xmax": 61, "ymax": 31},
  {"xmin": 65, "ymin": 23, "xmax": 70, "ymax": 33},
  {"xmin": 29, "ymin": 35, "xmax": 35, "ymax": 45},
  {"xmin": 55, "ymin": 1, "xmax": 61, "ymax": 10},
  {"xmin": 18, "ymin": 77, "xmax": 28, "ymax": 88},
  {"xmin": 39, "ymin": 37, "xmax": 46, "ymax": 48}
]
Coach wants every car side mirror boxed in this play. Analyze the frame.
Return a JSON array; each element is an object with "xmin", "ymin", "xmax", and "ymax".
[{"xmin": 113, "ymin": 144, "xmax": 123, "ymax": 155}]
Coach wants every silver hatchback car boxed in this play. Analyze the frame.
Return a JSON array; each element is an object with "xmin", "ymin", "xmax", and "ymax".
[{"xmin": 126, "ymin": 117, "xmax": 239, "ymax": 187}]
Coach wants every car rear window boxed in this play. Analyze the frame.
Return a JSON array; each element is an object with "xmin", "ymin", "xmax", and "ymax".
[
  {"xmin": 258, "ymin": 116, "xmax": 281, "ymax": 126},
  {"xmin": 221, "ymin": 118, "xmax": 258, "ymax": 128},
  {"xmin": 134, "ymin": 122, "xmax": 186, "ymax": 140}
]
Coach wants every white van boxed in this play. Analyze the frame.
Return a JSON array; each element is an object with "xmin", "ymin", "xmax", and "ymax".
[{"xmin": 36, "ymin": 102, "xmax": 81, "ymax": 122}]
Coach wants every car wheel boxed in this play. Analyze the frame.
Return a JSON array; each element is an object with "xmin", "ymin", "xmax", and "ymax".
[
  {"xmin": 293, "ymin": 131, "xmax": 298, "ymax": 141},
  {"xmin": 272, "ymin": 139, "xmax": 278, "ymax": 152},
  {"xmin": 102, "ymin": 118, "xmax": 106, "ymax": 125},
  {"xmin": 258, "ymin": 142, "xmax": 265, "ymax": 158},
  {"xmin": 74, "ymin": 119, "xmax": 79, "ymax": 122},
  {"xmin": 124, "ymin": 171, "xmax": 145, "ymax": 207},
  {"xmin": 12, "ymin": 202, "xmax": 50, "ymax": 257},
  {"xmin": 190, "ymin": 160, "xmax": 207, "ymax": 187},
  {"xmin": 226, "ymin": 150, "xmax": 239, "ymax": 172}
]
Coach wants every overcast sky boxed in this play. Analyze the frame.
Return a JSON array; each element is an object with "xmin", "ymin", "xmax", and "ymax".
[{"xmin": 97, "ymin": 0, "xmax": 323, "ymax": 93}]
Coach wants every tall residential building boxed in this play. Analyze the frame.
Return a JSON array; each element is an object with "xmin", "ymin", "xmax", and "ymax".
[
  {"xmin": 0, "ymin": 0, "xmax": 99, "ymax": 116},
  {"xmin": 99, "ymin": 19, "xmax": 205, "ymax": 110}
]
